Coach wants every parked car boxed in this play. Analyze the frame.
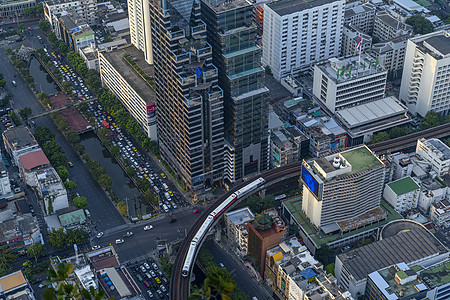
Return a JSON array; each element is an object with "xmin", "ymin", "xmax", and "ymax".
[
  {"xmin": 144, "ymin": 281, "xmax": 150, "ymax": 288},
  {"xmin": 147, "ymin": 290, "xmax": 154, "ymax": 298},
  {"xmin": 92, "ymin": 245, "xmax": 101, "ymax": 250},
  {"xmin": 144, "ymin": 263, "xmax": 151, "ymax": 270},
  {"xmin": 115, "ymin": 239, "xmax": 124, "ymax": 244}
]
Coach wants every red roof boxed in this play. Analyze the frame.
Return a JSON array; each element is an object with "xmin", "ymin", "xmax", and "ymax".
[{"xmin": 19, "ymin": 150, "xmax": 50, "ymax": 170}]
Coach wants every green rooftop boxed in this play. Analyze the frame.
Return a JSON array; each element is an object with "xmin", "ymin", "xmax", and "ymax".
[
  {"xmin": 420, "ymin": 260, "xmax": 450, "ymax": 289},
  {"xmin": 341, "ymin": 146, "xmax": 383, "ymax": 174},
  {"xmin": 396, "ymin": 271, "xmax": 408, "ymax": 280},
  {"xmin": 388, "ymin": 177, "xmax": 419, "ymax": 195},
  {"xmin": 282, "ymin": 196, "xmax": 402, "ymax": 246}
]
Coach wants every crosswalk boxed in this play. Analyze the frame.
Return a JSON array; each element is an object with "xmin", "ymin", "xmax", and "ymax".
[{"xmin": 103, "ymin": 224, "xmax": 131, "ymax": 236}]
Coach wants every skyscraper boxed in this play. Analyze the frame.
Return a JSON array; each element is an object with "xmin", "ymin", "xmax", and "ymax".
[
  {"xmin": 201, "ymin": 0, "xmax": 269, "ymax": 183},
  {"xmin": 127, "ymin": 0, "xmax": 153, "ymax": 64},
  {"xmin": 148, "ymin": 0, "xmax": 225, "ymax": 193}
]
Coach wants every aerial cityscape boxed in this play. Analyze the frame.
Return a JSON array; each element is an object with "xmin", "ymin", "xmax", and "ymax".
[{"xmin": 0, "ymin": 0, "xmax": 448, "ymax": 299}]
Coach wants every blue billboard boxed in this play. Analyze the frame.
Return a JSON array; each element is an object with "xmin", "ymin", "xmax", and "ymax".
[{"xmin": 301, "ymin": 165, "xmax": 319, "ymax": 198}]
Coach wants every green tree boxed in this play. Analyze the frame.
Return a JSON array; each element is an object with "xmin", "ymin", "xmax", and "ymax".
[
  {"xmin": 421, "ymin": 111, "xmax": 441, "ymax": 129},
  {"xmin": 65, "ymin": 228, "xmax": 87, "ymax": 245},
  {"xmin": 144, "ymin": 189, "xmax": 158, "ymax": 207},
  {"xmin": 62, "ymin": 80, "xmax": 73, "ymax": 94},
  {"xmin": 0, "ymin": 250, "xmax": 17, "ymax": 277},
  {"xmin": 445, "ymin": 138, "xmax": 450, "ymax": 148},
  {"xmin": 160, "ymin": 256, "xmax": 173, "ymax": 278},
  {"xmin": 315, "ymin": 245, "xmax": 333, "ymax": 265},
  {"xmin": 406, "ymin": 15, "xmax": 433, "ymax": 34},
  {"xmin": 117, "ymin": 201, "xmax": 127, "ymax": 215},
  {"xmin": 73, "ymin": 196, "xmax": 87, "ymax": 209},
  {"xmin": 64, "ymin": 180, "xmax": 78, "ymax": 191},
  {"xmin": 17, "ymin": 23, "xmax": 26, "ymax": 32},
  {"xmin": 48, "ymin": 229, "xmax": 66, "ymax": 249},
  {"xmin": 18, "ymin": 107, "xmax": 32, "ymax": 120},
  {"xmin": 370, "ymin": 131, "xmax": 390, "ymax": 144},
  {"xmin": 66, "ymin": 130, "xmax": 80, "ymax": 144},
  {"xmin": 73, "ymin": 143, "xmax": 85, "ymax": 154},
  {"xmin": 56, "ymin": 165, "xmax": 69, "ymax": 182},
  {"xmin": 27, "ymin": 243, "xmax": 46, "ymax": 262},
  {"xmin": 325, "ymin": 263, "xmax": 335, "ymax": 276},
  {"xmin": 136, "ymin": 178, "xmax": 150, "ymax": 191},
  {"xmin": 98, "ymin": 174, "xmax": 112, "ymax": 189},
  {"xmin": 126, "ymin": 166, "xmax": 136, "ymax": 178},
  {"xmin": 0, "ymin": 79, "xmax": 6, "ymax": 88},
  {"xmin": 110, "ymin": 145, "xmax": 120, "ymax": 157},
  {"xmin": 190, "ymin": 266, "xmax": 237, "ymax": 300}
]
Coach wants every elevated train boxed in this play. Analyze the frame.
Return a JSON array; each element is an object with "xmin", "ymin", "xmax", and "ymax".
[{"xmin": 182, "ymin": 177, "xmax": 265, "ymax": 277}]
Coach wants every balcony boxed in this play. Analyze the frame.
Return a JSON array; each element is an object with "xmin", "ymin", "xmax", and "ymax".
[
  {"xmin": 191, "ymin": 21, "xmax": 206, "ymax": 35},
  {"xmin": 169, "ymin": 28, "xmax": 185, "ymax": 40},
  {"xmin": 196, "ymin": 43, "xmax": 212, "ymax": 56},
  {"xmin": 208, "ymin": 86, "xmax": 223, "ymax": 101},
  {"xmin": 171, "ymin": 50, "xmax": 190, "ymax": 63},
  {"xmin": 177, "ymin": 73, "xmax": 196, "ymax": 85},
  {"xmin": 184, "ymin": 94, "xmax": 202, "ymax": 107}
]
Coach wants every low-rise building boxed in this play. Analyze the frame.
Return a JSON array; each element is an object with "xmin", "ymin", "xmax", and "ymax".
[
  {"xmin": 0, "ymin": 271, "xmax": 35, "ymax": 299},
  {"xmin": 430, "ymin": 199, "xmax": 450, "ymax": 228},
  {"xmin": 383, "ymin": 176, "xmax": 420, "ymax": 213},
  {"xmin": 247, "ymin": 208, "xmax": 286, "ymax": 276},
  {"xmin": 366, "ymin": 259, "xmax": 450, "ymax": 300},
  {"xmin": 224, "ymin": 207, "xmax": 255, "ymax": 253},
  {"xmin": 55, "ymin": 15, "xmax": 95, "ymax": 52},
  {"xmin": 344, "ymin": 1, "xmax": 376, "ymax": 34},
  {"xmin": 98, "ymin": 46, "xmax": 157, "ymax": 140},
  {"xmin": 0, "ymin": 161, "xmax": 12, "ymax": 199},
  {"xmin": 18, "ymin": 149, "xmax": 51, "ymax": 186},
  {"xmin": 373, "ymin": 10, "xmax": 412, "ymax": 41},
  {"xmin": 265, "ymin": 237, "xmax": 352, "ymax": 300},
  {"xmin": 270, "ymin": 127, "xmax": 309, "ymax": 168},
  {"xmin": 367, "ymin": 34, "xmax": 410, "ymax": 74},
  {"xmin": 43, "ymin": 0, "xmax": 97, "ymax": 29},
  {"xmin": 416, "ymin": 138, "xmax": 450, "ymax": 178},
  {"xmin": 35, "ymin": 168, "xmax": 69, "ymax": 215},
  {"xmin": 280, "ymin": 76, "xmax": 303, "ymax": 97},
  {"xmin": 78, "ymin": 46, "xmax": 98, "ymax": 71},
  {"xmin": 0, "ymin": 0, "xmax": 36, "ymax": 19},
  {"xmin": 3, "ymin": 126, "xmax": 39, "ymax": 166},
  {"xmin": 387, "ymin": 152, "xmax": 413, "ymax": 181}
]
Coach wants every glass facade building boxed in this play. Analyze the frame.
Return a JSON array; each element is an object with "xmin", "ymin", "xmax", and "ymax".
[{"xmin": 201, "ymin": 0, "xmax": 269, "ymax": 183}]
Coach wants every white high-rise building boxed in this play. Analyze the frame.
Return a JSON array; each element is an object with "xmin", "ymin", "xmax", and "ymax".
[
  {"xmin": 127, "ymin": 0, "xmax": 153, "ymax": 64},
  {"xmin": 262, "ymin": 0, "xmax": 345, "ymax": 81},
  {"xmin": 399, "ymin": 30, "xmax": 450, "ymax": 117}
]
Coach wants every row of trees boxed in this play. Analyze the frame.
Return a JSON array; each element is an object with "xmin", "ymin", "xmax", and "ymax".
[
  {"xmin": 48, "ymin": 32, "xmax": 69, "ymax": 54},
  {"xmin": 23, "ymin": 5, "xmax": 43, "ymax": 17},
  {"xmin": 67, "ymin": 51, "xmax": 88, "ymax": 77},
  {"xmin": 48, "ymin": 228, "xmax": 87, "ymax": 249},
  {"xmin": 38, "ymin": 19, "xmax": 51, "ymax": 34},
  {"xmin": 405, "ymin": 15, "xmax": 434, "ymax": 35},
  {"xmin": 83, "ymin": 155, "xmax": 113, "ymax": 190},
  {"xmin": 370, "ymin": 111, "xmax": 450, "ymax": 144}
]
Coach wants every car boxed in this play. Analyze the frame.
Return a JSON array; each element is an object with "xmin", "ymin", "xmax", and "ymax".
[
  {"xmin": 156, "ymin": 290, "xmax": 163, "ymax": 298},
  {"xmin": 136, "ymin": 274, "xmax": 143, "ymax": 282},
  {"xmin": 147, "ymin": 290, "xmax": 154, "ymax": 298},
  {"xmin": 160, "ymin": 285, "xmax": 166, "ymax": 292},
  {"xmin": 144, "ymin": 225, "xmax": 153, "ymax": 231},
  {"xmin": 123, "ymin": 231, "xmax": 133, "ymax": 237},
  {"xmin": 140, "ymin": 266, "xmax": 147, "ymax": 273},
  {"xmin": 115, "ymin": 239, "xmax": 124, "ymax": 244},
  {"xmin": 144, "ymin": 263, "xmax": 151, "ymax": 270},
  {"xmin": 144, "ymin": 281, "xmax": 151, "ymax": 288},
  {"xmin": 220, "ymin": 263, "xmax": 225, "ymax": 268},
  {"xmin": 155, "ymin": 277, "xmax": 161, "ymax": 284},
  {"xmin": 169, "ymin": 218, "xmax": 177, "ymax": 223},
  {"xmin": 168, "ymin": 191, "xmax": 173, "ymax": 196},
  {"xmin": 5, "ymin": 122, "xmax": 12, "ymax": 127},
  {"xmin": 162, "ymin": 277, "xmax": 168, "ymax": 284},
  {"xmin": 149, "ymin": 270, "xmax": 156, "ymax": 277},
  {"xmin": 68, "ymin": 161, "xmax": 74, "ymax": 167},
  {"xmin": 160, "ymin": 173, "xmax": 166, "ymax": 178},
  {"xmin": 96, "ymin": 232, "xmax": 104, "ymax": 239},
  {"xmin": 341, "ymin": 246, "xmax": 351, "ymax": 253},
  {"xmin": 92, "ymin": 245, "xmax": 101, "ymax": 250},
  {"xmin": 152, "ymin": 263, "xmax": 159, "ymax": 271},
  {"xmin": 193, "ymin": 208, "xmax": 201, "ymax": 214}
]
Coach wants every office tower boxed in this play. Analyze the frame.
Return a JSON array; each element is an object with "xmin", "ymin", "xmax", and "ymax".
[
  {"xmin": 201, "ymin": 0, "xmax": 269, "ymax": 183},
  {"xmin": 262, "ymin": 0, "xmax": 345, "ymax": 81},
  {"xmin": 399, "ymin": 30, "xmax": 450, "ymax": 117},
  {"xmin": 127, "ymin": 0, "xmax": 153, "ymax": 64},
  {"xmin": 148, "ymin": 0, "xmax": 224, "ymax": 193},
  {"xmin": 313, "ymin": 54, "xmax": 387, "ymax": 113},
  {"xmin": 301, "ymin": 145, "xmax": 386, "ymax": 229}
]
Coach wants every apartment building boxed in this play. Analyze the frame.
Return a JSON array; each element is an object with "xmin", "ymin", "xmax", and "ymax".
[
  {"xmin": 126, "ymin": 0, "xmax": 152, "ymax": 64},
  {"xmin": 270, "ymin": 126, "xmax": 309, "ymax": 168},
  {"xmin": 3, "ymin": 126, "xmax": 39, "ymax": 166},
  {"xmin": 55, "ymin": 15, "xmax": 94, "ymax": 52},
  {"xmin": 301, "ymin": 145, "xmax": 386, "ymax": 229},
  {"xmin": 430, "ymin": 199, "xmax": 450, "ymax": 228},
  {"xmin": 367, "ymin": 34, "xmax": 410, "ymax": 73},
  {"xmin": 313, "ymin": 54, "xmax": 387, "ymax": 113},
  {"xmin": 224, "ymin": 207, "xmax": 255, "ymax": 253},
  {"xmin": 43, "ymin": 0, "xmax": 97, "ymax": 28},
  {"xmin": 383, "ymin": 176, "xmax": 420, "ymax": 213},
  {"xmin": 265, "ymin": 237, "xmax": 352, "ymax": 300},
  {"xmin": 98, "ymin": 46, "xmax": 157, "ymax": 140},
  {"xmin": 416, "ymin": 138, "xmax": 450, "ymax": 177},
  {"xmin": 201, "ymin": 0, "xmax": 269, "ymax": 183},
  {"xmin": 0, "ymin": 0, "xmax": 35, "ymax": 18},
  {"xmin": 399, "ymin": 30, "xmax": 450, "ymax": 117},
  {"xmin": 35, "ymin": 168, "xmax": 69, "ymax": 215},
  {"xmin": 373, "ymin": 10, "xmax": 412, "ymax": 41},
  {"xmin": 341, "ymin": 24, "xmax": 371, "ymax": 57},
  {"xmin": 343, "ymin": 1, "xmax": 376, "ymax": 34},
  {"xmin": 148, "ymin": 0, "xmax": 225, "ymax": 193},
  {"xmin": 262, "ymin": 0, "xmax": 345, "ymax": 80}
]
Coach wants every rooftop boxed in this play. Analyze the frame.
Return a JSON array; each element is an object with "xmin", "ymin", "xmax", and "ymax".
[
  {"xmin": 376, "ymin": 10, "xmax": 412, "ymax": 33},
  {"xmin": 3, "ymin": 127, "xmax": 37, "ymax": 151},
  {"xmin": 0, "ymin": 271, "xmax": 27, "ymax": 293},
  {"xmin": 58, "ymin": 208, "xmax": 86, "ymax": 227},
  {"xmin": 267, "ymin": 0, "xmax": 343, "ymax": 16},
  {"xmin": 101, "ymin": 46, "xmax": 155, "ymax": 104},
  {"xmin": 414, "ymin": 31, "xmax": 450, "ymax": 60},
  {"xmin": 418, "ymin": 138, "xmax": 450, "ymax": 162},
  {"xmin": 338, "ymin": 228, "xmax": 444, "ymax": 281},
  {"xmin": 283, "ymin": 196, "xmax": 402, "ymax": 246},
  {"xmin": 340, "ymin": 145, "xmax": 384, "ymax": 174},
  {"xmin": 387, "ymin": 176, "xmax": 419, "ymax": 196},
  {"xmin": 203, "ymin": 0, "xmax": 252, "ymax": 13},
  {"xmin": 18, "ymin": 150, "xmax": 50, "ymax": 170},
  {"xmin": 225, "ymin": 207, "xmax": 255, "ymax": 226}
]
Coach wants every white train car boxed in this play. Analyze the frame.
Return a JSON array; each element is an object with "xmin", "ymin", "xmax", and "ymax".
[
  {"xmin": 182, "ymin": 241, "xmax": 198, "ymax": 277},
  {"xmin": 211, "ymin": 192, "xmax": 238, "ymax": 220},
  {"xmin": 194, "ymin": 215, "xmax": 214, "ymax": 242},
  {"xmin": 238, "ymin": 177, "xmax": 265, "ymax": 199}
]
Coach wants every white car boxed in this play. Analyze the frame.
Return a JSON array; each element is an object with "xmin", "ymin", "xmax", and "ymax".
[
  {"xmin": 115, "ymin": 239, "xmax": 124, "ymax": 244},
  {"xmin": 92, "ymin": 245, "xmax": 101, "ymax": 250},
  {"xmin": 144, "ymin": 225, "xmax": 153, "ymax": 231},
  {"xmin": 96, "ymin": 232, "xmax": 104, "ymax": 239}
]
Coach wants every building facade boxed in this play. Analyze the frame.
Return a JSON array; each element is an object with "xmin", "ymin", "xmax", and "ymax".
[
  {"xmin": 148, "ymin": 0, "xmax": 225, "ymax": 193},
  {"xmin": 0, "ymin": 162, "xmax": 12, "ymax": 199},
  {"xmin": 373, "ymin": 10, "xmax": 412, "ymax": 41},
  {"xmin": 270, "ymin": 126, "xmax": 309, "ymax": 168},
  {"xmin": 383, "ymin": 176, "xmax": 420, "ymax": 213},
  {"xmin": 313, "ymin": 54, "xmax": 387, "ymax": 113},
  {"xmin": 0, "ymin": 0, "xmax": 35, "ymax": 18},
  {"xmin": 224, "ymin": 207, "xmax": 255, "ymax": 252},
  {"xmin": 416, "ymin": 138, "xmax": 450, "ymax": 177},
  {"xmin": 43, "ymin": 0, "xmax": 97, "ymax": 28},
  {"xmin": 262, "ymin": 0, "xmax": 345, "ymax": 80},
  {"xmin": 202, "ymin": 0, "xmax": 269, "ymax": 183},
  {"xmin": 55, "ymin": 15, "xmax": 95, "ymax": 52},
  {"xmin": 343, "ymin": 1, "xmax": 375, "ymax": 34},
  {"xmin": 3, "ymin": 126, "xmax": 40, "ymax": 166},
  {"xmin": 341, "ymin": 24, "xmax": 371, "ymax": 57},
  {"xmin": 126, "ymin": 0, "xmax": 152, "ymax": 64},
  {"xmin": 367, "ymin": 34, "xmax": 409, "ymax": 73},
  {"xmin": 301, "ymin": 145, "xmax": 385, "ymax": 229},
  {"xmin": 430, "ymin": 199, "xmax": 450, "ymax": 228},
  {"xmin": 399, "ymin": 30, "xmax": 450, "ymax": 117},
  {"xmin": 98, "ymin": 46, "xmax": 157, "ymax": 140}
]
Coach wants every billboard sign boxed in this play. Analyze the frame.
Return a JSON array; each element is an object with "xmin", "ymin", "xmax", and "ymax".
[{"xmin": 301, "ymin": 165, "xmax": 319, "ymax": 198}]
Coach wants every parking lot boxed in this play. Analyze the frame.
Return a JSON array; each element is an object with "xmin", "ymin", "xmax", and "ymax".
[{"xmin": 129, "ymin": 257, "xmax": 170, "ymax": 299}]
